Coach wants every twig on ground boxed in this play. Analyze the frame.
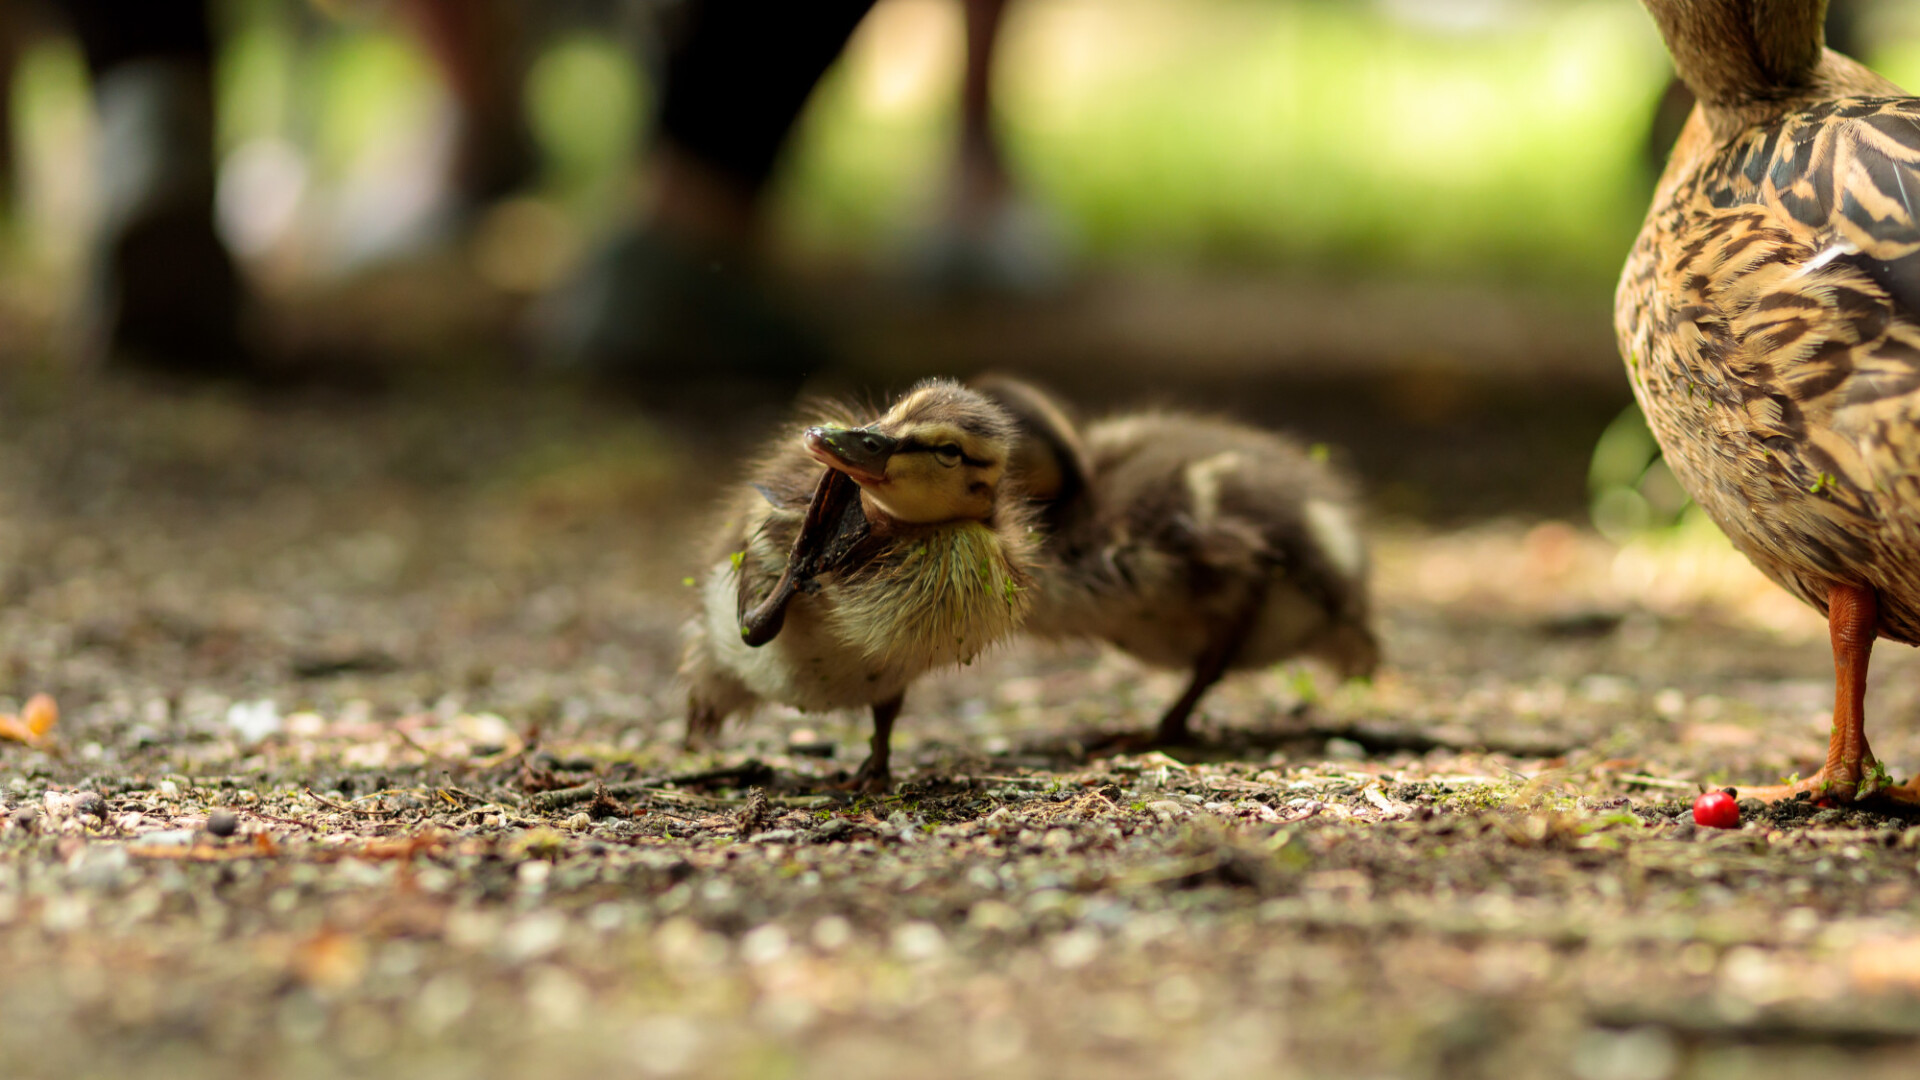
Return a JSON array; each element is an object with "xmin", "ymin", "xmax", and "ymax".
[
  {"xmin": 306, "ymin": 789, "xmax": 386, "ymax": 817},
  {"xmin": 1621, "ymin": 774, "xmax": 1700, "ymax": 791}
]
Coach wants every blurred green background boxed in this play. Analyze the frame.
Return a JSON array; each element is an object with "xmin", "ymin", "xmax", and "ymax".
[
  {"xmin": 8, "ymin": 0, "xmax": 1916, "ymax": 295},
  {"xmin": 8, "ymin": 0, "xmax": 1920, "ymax": 531}
]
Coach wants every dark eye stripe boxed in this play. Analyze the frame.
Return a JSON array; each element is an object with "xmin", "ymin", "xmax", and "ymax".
[{"xmin": 894, "ymin": 438, "xmax": 990, "ymax": 466}]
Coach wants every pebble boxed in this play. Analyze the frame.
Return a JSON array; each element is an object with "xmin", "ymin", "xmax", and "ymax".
[
  {"xmin": 74, "ymin": 792, "xmax": 107, "ymax": 821},
  {"xmin": 1144, "ymin": 800, "xmax": 1189, "ymax": 821},
  {"xmin": 1325, "ymin": 738, "xmax": 1367, "ymax": 760},
  {"xmin": 891, "ymin": 921, "xmax": 945, "ymax": 961},
  {"xmin": 10, "ymin": 806, "xmax": 39, "ymax": 832},
  {"xmin": 206, "ymin": 810, "xmax": 240, "ymax": 838},
  {"xmin": 131, "ymin": 829, "xmax": 196, "ymax": 848}
]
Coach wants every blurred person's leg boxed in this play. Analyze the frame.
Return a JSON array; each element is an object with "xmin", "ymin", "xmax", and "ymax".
[
  {"xmin": 399, "ymin": 0, "xmax": 538, "ymax": 210},
  {"xmin": 0, "ymin": 6, "xmax": 24, "ymax": 221},
  {"xmin": 549, "ymin": 0, "xmax": 876, "ymax": 386},
  {"xmin": 918, "ymin": 0, "xmax": 1063, "ymax": 293},
  {"xmin": 61, "ymin": 0, "xmax": 246, "ymax": 373},
  {"xmin": 957, "ymin": 0, "xmax": 1012, "ymax": 222}
]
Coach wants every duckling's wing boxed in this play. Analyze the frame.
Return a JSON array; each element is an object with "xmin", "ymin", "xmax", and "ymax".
[{"xmin": 738, "ymin": 468, "xmax": 866, "ymax": 646}]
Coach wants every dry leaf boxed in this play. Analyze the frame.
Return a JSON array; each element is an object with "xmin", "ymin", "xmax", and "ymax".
[
  {"xmin": 293, "ymin": 928, "xmax": 368, "ymax": 992},
  {"xmin": 0, "ymin": 693, "xmax": 56, "ymax": 746},
  {"xmin": 23, "ymin": 694, "xmax": 56, "ymax": 737}
]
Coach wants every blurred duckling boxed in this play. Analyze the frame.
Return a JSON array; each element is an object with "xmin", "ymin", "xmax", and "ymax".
[
  {"xmin": 680, "ymin": 380, "xmax": 1035, "ymax": 791},
  {"xmin": 977, "ymin": 376, "xmax": 1378, "ymax": 746}
]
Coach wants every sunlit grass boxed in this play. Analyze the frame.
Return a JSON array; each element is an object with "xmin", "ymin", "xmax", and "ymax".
[
  {"xmin": 524, "ymin": 36, "xmax": 646, "ymax": 211},
  {"xmin": 0, "ymin": 0, "xmax": 1830, "ymax": 294},
  {"xmin": 778, "ymin": 0, "xmax": 1672, "ymax": 290}
]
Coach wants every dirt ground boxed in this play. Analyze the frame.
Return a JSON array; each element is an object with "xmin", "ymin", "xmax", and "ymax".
[{"xmin": 8, "ymin": 302, "xmax": 1920, "ymax": 1080}]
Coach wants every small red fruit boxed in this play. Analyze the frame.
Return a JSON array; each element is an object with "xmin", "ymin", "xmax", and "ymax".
[{"xmin": 1692, "ymin": 790, "xmax": 1740, "ymax": 829}]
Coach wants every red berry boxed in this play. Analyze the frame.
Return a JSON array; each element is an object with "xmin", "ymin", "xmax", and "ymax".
[{"xmin": 1692, "ymin": 790, "xmax": 1740, "ymax": 829}]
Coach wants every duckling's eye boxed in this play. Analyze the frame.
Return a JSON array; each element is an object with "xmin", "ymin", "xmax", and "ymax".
[{"xmin": 934, "ymin": 444, "xmax": 963, "ymax": 467}]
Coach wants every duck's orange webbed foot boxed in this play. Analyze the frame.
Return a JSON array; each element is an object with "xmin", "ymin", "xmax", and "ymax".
[
  {"xmin": 1734, "ymin": 763, "xmax": 1890, "ymax": 806},
  {"xmin": 1734, "ymin": 584, "xmax": 1920, "ymax": 807}
]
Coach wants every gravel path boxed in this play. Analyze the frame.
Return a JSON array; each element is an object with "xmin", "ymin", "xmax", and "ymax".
[{"xmin": 5, "ymin": 379, "xmax": 1920, "ymax": 1080}]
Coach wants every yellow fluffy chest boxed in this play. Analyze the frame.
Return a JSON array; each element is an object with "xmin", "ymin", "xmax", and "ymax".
[{"xmin": 820, "ymin": 522, "xmax": 1032, "ymax": 673}]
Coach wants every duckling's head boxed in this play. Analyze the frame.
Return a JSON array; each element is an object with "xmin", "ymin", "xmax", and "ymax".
[{"xmin": 803, "ymin": 381, "xmax": 1016, "ymax": 524}]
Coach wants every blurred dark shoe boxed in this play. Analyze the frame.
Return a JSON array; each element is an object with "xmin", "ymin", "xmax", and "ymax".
[
  {"xmin": 80, "ymin": 59, "xmax": 249, "ymax": 377},
  {"xmin": 911, "ymin": 191, "xmax": 1070, "ymax": 299},
  {"xmin": 537, "ymin": 227, "xmax": 829, "ymax": 395}
]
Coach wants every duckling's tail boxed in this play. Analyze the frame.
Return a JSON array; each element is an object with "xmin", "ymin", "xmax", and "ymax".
[{"xmin": 1315, "ymin": 621, "xmax": 1380, "ymax": 683}]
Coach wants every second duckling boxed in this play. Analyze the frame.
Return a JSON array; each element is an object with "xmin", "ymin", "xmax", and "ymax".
[
  {"xmin": 680, "ymin": 380, "xmax": 1036, "ymax": 791},
  {"xmin": 980, "ymin": 378, "xmax": 1379, "ymax": 746}
]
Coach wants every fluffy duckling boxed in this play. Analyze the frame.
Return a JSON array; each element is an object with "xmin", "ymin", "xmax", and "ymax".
[
  {"xmin": 1621, "ymin": 0, "xmax": 1920, "ymax": 802},
  {"xmin": 680, "ymin": 380, "xmax": 1035, "ymax": 791},
  {"xmin": 977, "ymin": 377, "xmax": 1378, "ymax": 746}
]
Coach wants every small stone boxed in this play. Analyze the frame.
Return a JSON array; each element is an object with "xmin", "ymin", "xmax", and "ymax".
[
  {"xmin": 891, "ymin": 921, "xmax": 945, "ymax": 961},
  {"xmin": 131, "ymin": 829, "xmax": 196, "ymax": 849},
  {"xmin": 206, "ymin": 810, "xmax": 240, "ymax": 838},
  {"xmin": 10, "ymin": 806, "xmax": 39, "ymax": 832},
  {"xmin": 1324, "ymin": 737, "xmax": 1367, "ymax": 760},
  {"xmin": 1144, "ymin": 800, "xmax": 1188, "ymax": 822},
  {"xmin": 74, "ymin": 792, "xmax": 107, "ymax": 822}
]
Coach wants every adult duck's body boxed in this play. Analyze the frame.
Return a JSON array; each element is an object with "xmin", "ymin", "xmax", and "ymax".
[
  {"xmin": 680, "ymin": 380, "xmax": 1035, "ymax": 791},
  {"xmin": 1619, "ymin": 0, "xmax": 1920, "ymax": 801}
]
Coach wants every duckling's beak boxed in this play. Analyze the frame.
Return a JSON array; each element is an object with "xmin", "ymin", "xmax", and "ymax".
[{"xmin": 804, "ymin": 425, "xmax": 897, "ymax": 485}]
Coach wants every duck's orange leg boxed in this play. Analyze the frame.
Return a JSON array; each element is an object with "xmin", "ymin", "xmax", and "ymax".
[{"xmin": 1740, "ymin": 583, "xmax": 1908, "ymax": 804}]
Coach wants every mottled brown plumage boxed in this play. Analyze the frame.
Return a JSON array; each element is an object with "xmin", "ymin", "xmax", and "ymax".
[
  {"xmin": 978, "ymin": 377, "xmax": 1377, "ymax": 745},
  {"xmin": 1620, "ymin": 0, "xmax": 1920, "ymax": 800},
  {"xmin": 680, "ymin": 380, "xmax": 1036, "ymax": 791}
]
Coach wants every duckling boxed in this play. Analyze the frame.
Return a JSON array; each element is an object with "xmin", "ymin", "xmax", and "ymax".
[
  {"xmin": 680, "ymin": 380, "xmax": 1035, "ymax": 791},
  {"xmin": 1620, "ymin": 0, "xmax": 1920, "ymax": 801},
  {"xmin": 976, "ymin": 377, "xmax": 1378, "ymax": 746}
]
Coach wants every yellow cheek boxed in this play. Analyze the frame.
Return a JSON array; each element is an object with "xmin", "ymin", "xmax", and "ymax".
[
  {"xmin": 868, "ymin": 457, "xmax": 978, "ymax": 523},
  {"xmin": 884, "ymin": 456, "xmax": 943, "ymax": 487}
]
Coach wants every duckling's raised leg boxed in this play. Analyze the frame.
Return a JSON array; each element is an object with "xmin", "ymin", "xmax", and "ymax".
[
  {"xmin": 1154, "ymin": 584, "xmax": 1269, "ymax": 744},
  {"xmin": 1156, "ymin": 624, "xmax": 1245, "ymax": 744},
  {"xmin": 1084, "ymin": 587, "xmax": 1267, "ymax": 756},
  {"xmin": 1739, "ymin": 583, "xmax": 1919, "ymax": 804},
  {"xmin": 685, "ymin": 702, "xmax": 723, "ymax": 751},
  {"xmin": 845, "ymin": 693, "xmax": 905, "ymax": 794}
]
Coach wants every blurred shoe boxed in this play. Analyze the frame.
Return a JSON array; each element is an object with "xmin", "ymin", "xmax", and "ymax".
[
  {"xmin": 910, "ymin": 189, "xmax": 1071, "ymax": 299},
  {"xmin": 80, "ymin": 59, "xmax": 249, "ymax": 377},
  {"xmin": 537, "ymin": 226, "xmax": 829, "ymax": 394}
]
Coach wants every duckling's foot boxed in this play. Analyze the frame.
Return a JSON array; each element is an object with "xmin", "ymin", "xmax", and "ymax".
[
  {"xmin": 683, "ymin": 703, "xmax": 723, "ymax": 752},
  {"xmin": 833, "ymin": 693, "xmax": 902, "ymax": 794},
  {"xmin": 1107, "ymin": 604, "xmax": 1253, "ymax": 755},
  {"xmin": 1080, "ymin": 730, "xmax": 1162, "ymax": 758},
  {"xmin": 839, "ymin": 757, "xmax": 893, "ymax": 795}
]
